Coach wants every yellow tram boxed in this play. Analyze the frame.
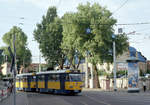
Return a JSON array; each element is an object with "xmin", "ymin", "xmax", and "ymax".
[{"xmin": 16, "ymin": 70, "xmax": 84, "ymax": 94}]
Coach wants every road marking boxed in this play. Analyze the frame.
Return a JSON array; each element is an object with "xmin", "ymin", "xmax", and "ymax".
[
  {"xmin": 85, "ymin": 95, "xmax": 111, "ymax": 105},
  {"xmin": 80, "ymin": 101, "xmax": 89, "ymax": 105}
]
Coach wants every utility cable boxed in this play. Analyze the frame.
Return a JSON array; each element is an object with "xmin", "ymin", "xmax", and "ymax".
[{"xmin": 112, "ymin": 0, "xmax": 129, "ymax": 15}]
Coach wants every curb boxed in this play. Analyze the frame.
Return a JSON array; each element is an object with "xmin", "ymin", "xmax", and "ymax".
[
  {"xmin": 82, "ymin": 88, "xmax": 150, "ymax": 94},
  {"xmin": 82, "ymin": 88, "xmax": 128, "ymax": 92}
]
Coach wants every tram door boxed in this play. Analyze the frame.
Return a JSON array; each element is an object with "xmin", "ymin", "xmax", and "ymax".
[
  {"xmin": 36, "ymin": 75, "xmax": 38, "ymax": 91},
  {"xmin": 60, "ymin": 74, "xmax": 65, "ymax": 90},
  {"xmin": 27, "ymin": 76, "xmax": 31, "ymax": 91},
  {"xmin": 45, "ymin": 75, "xmax": 48, "ymax": 92}
]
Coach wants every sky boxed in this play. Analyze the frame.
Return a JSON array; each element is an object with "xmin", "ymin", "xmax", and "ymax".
[{"xmin": 0, "ymin": 0, "xmax": 150, "ymax": 63}]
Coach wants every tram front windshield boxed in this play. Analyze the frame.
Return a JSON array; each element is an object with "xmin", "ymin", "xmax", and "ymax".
[{"xmin": 69, "ymin": 74, "xmax": 82, "ymax": 81}]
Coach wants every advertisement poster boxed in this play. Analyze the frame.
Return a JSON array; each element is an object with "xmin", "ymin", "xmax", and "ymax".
[
  {"xmin": 117, "ymin": 62, "xmax": 128, "ymax": 71},
  {"xmin": 128, "ymin": 62, "xmax": 139, "ymax": 91}
]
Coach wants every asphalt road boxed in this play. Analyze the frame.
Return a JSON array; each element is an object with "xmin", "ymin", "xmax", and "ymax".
[{"xmin": 26, "ymin": 91, "xmax": 150, "ymax": 105}]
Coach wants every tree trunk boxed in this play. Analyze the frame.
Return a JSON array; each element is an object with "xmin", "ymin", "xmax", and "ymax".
[
  {"xmin": 59, "ymin": 58, "xmax": 64, "ymax": 69},
  {"xmin": 90, "ymin": 64, "xmax": 94, "ymax": 88},
  {"xmin": 69, "ymin": 56, "xmax": 74, "ymax": 69},
  {"xmin": 93, "ymin": 65, "xmax": 100, "ymax": 88},
  {"xmin": 106, "ymin": 62, "xmax": 110, "ymax": 71},
  {"xmin": 76, "ymin": 58, "xmax": 81, "ymax": 69}
]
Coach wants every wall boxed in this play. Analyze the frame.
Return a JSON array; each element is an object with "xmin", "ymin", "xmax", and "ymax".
[
  {"xmin": 97, "ymin": 77, "xmax": 128, "ymax": 90},
  {"xmin": 93, "ymin": 77, "xmax": 150, "ymax": 91},
  {"xmin": 1, "ymin": 62, "xmax": 12, "ymax": 76},
  {"xmin": 139, "ymin": 62, "xmax": 147, "ymax": 73}
]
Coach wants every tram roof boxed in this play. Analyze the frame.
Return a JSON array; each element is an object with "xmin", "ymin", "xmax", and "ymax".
[
  {"xmin": 16, "ymin": 73, "xmax": 34, "ymax": 77},
  {"xmin": 16, "ymin": 69, "xmax": 81, "ymax": 76},
  {"xmin": 36, "ymin": 70, "xmax": 69, "ymax": 75}
]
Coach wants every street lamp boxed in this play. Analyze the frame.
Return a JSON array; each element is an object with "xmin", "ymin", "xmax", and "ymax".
[
  {"xmin": 112, "ymin": 34, "xmax": 117, "ymax": 91},
  {"xmin": 85, "ymin": 28, "xmax": 94, "ymax": 88},
  {"xmin": 39, "ymin": 48, "xmax": 41, "ymax": 72},
  {"xmin": 84, "ymin": 28, "xmax": 91, "ymax": 88}
]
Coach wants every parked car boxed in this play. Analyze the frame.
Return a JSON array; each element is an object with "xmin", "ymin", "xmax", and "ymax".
[{"xmin": 145, "ymin": 74, "xmax": 150, "ymax": 78}]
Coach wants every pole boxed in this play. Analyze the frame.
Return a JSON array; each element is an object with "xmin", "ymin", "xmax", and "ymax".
[
  {"xmin": 85, "ymin": 51, "xmax": 88, "ymax": 88},
  {"xmin": 113, "ymin": 41, "xmax": 117, "ymax": 91},
  {"xmin": 39, "ymin": 51, "xmax": 41, "ymax": 72},
  {"xmin": 13, "ymin": 34, "xmax": 16, "ymax": 105}
]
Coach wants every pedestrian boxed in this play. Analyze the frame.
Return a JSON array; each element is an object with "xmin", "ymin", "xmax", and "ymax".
[{"xmin": 143, "ymin": 81, "xmax": 146, "ymax": 92}]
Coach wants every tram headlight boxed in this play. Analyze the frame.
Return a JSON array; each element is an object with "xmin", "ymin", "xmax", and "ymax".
[
  {"xmin": 69, "ymin": 85, "xmax": 73, "ymax": 88},
  {"xmin": 80, "ymin": 85, "xmax": 83, "ymax": 88}
]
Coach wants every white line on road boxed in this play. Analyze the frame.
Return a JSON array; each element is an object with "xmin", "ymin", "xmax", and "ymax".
[
  {"xmin": 85, "ymin": 95, "xmax": 111, "ymax": 105},
  {"xmin": 80, "ymin": 101, "xmax": 89, "ymax": 105}
]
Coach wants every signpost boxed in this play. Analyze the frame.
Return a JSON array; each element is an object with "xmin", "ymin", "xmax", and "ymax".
[
  {"xmin": 8, "ymin": 35, "xmax": 16, "ymax": 105},
  {"xmin": 112, "ymin": 34, "xmax": 117, "ymax": 91}
]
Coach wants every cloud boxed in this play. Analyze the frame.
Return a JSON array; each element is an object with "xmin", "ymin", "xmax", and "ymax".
[
  {"xmin": 0, "ymin": 0, "xmax": 20, "ymax": 3},
  {"xmin": 0, "ymin": 0, "xmax": 62, "ymax": 9},
  {"xmin": 23, "ymin": 0, "xmax": 62, "ymax": 8}
]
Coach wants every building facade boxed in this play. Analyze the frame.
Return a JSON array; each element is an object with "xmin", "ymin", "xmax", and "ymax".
[{"xmin": 1, "ymin": 62, "xmax": 12, "ymax": 76}]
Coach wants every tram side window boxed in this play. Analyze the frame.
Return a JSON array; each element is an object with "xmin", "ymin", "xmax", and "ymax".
[
  {"xmin": 16, "ymin": 78, "xmax": 19, "ymax": 82},
  {"xmin": 52, "ymin": 75, "xmax": 56, "ymax": 81},
  {"xmin": 38, "ymin": 75, "xmax": 45, "ymax": 81},
  {"xmin": 23, "ymin": 77, "xmax": 27, "ymax": 82},
  {"xmin": 48, "ymin": 74, "xmax": 59, "ymax": 81},
  {"xmin": 55, "ymin": 75, "xmax": 60, "ymax": 81},
  {"xmin": 31, "ymin": 76, "xmax": 36, "ymax": 82},
  {"xmin": 20, "ymin": 77, "xmax": 23, "ymax": 82},
  {"xmin": 48, "ymin": 75, "xmax": 53, "ymax": 81},
  {"xmin": 65, "ymin": 74, "xmax": 70, "ymax": 81}
]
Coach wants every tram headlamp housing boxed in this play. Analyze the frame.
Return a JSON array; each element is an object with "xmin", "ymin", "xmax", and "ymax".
[{"xmin": 69, "ymin": 85, "xmax": 73, "ymax": 88}]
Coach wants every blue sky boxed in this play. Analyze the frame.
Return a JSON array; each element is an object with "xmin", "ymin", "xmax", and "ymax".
[{"xmin": 0, "ymin": 0, "xmax": 150, "ymax": 63}]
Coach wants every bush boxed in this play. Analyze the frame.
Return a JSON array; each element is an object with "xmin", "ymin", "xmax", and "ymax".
[
  {"xmin": 98, "ymin": 70, "xmax": 107, "ymax": 76},
  {"xmin": 140, "ymin": 70, "xmax": 145, "ymax": 76},
  {"xmin": 106, "ymin": 70, "xmax": 128, "ymax": 78},
  {"xmin": 0, "ymin": 72, "xmax": 4, "ymax": 80},
  {"xmin": 116, "ymin": 70, "xmax": 127, "ymax": 77},
  {"xmin": 146, "ymin": 69, "xmax": 150, "ymax": 74}
]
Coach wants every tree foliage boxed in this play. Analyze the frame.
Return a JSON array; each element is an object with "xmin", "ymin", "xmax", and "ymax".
[
  {"xmin": 2, "ymin": 26, "xmax": 32, "ymax": 70},
  {"xmin": 34, "ymin": 7, "xmax": 65, "ymax": 69},
  {"xmin": 62, "ymin": 3, "xmax": 128, "ymax": 87},
  {"xmin": 0, "ymin": 49, "xmax": 4, "ymax": 65},
  {"xmin": 61, "ymin": 13, "xmax": 84, "ymax": 69},
  {"xmin": 62, "ymin": 2, "xmax": 128, "ymax": 65}
]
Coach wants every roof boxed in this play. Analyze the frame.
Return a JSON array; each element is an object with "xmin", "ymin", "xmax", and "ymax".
[
  {"xmin": 129, "ymin": 46, "xmax": 136, "ymax": 57},
  {"xmin": 129, "ymin": 46, "xmax": 146, "ymax": 62},
  {"xmin": 137, "ymin": 52, "xmax": 147, "ymax": 62}
]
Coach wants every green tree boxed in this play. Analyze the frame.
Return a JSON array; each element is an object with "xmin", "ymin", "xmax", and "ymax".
[
  {"xmin": 0, "ymin": 49, "xmax": 4, "ymax": 65},
  {"xmin": 61, "ymin": 13, "xmax": 84, "ymax": 69},
  {"xmin": 34, "ymin": 7, "xmax": 65, "ymax": 69},
  {"xmin": 2, "ymin": 26, "xmax": 32, "ymax": 72},
  {"xmin": 0, "ymin": 71, "xmax": 3, "ymax": 80},
  {"xmin": 62, "ymin": 3, "xmax": 128, "ymax": 88}
]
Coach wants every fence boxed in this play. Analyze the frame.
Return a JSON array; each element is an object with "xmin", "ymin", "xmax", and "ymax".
[
  {"xmin": 94, "ymin": 77, "xmax": 150, "ymax": 91},
  {"xmin": 97, "ymin": 77, "xmax": 128, "ymax": 90}
]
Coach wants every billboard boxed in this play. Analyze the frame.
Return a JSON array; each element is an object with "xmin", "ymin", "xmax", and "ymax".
[
  {"xmin": 117, "ymin": 62, "xmax": 128, "ymax": 71},
  {"xmin": 128, "ymin": 62, "xmax": 139, "ymax": 92}
]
